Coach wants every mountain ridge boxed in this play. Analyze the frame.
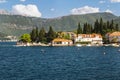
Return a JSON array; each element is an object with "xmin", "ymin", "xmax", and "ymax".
[{"xmin": 0, "ymin": 12, "xmax": 119, "ymax": 37}]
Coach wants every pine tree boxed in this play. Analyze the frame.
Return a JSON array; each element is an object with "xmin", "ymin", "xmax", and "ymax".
[
  {"xmin": 115, "ymin": 24, "xmax": 119, "ymax": 31},
  {"xmin": 93, "ymin": 19, "xmax": 99, "ymax": 33},
  {"xmin": 35, "ymin": 27, "xmax": 39, "ymax": 42},
  {"xmin": 107, "ymin": 21, "xmax": 110, "ymax": 29},
  {"xmin": 100, "ymin": 18, "xmax": 103, "ymax": 33},
  {"xmin": 110, "ymin": 19, "xmax": 114, "ymax": 31},
  {"xmin": 39, "ymin": 27, "xmax": 46, "ymax": 43},
  {"xmin": 30, "ymin": 28, "xmax": 37, "ymax": 42},
  {"xmin": 83, "ymin": 23, "xmax": 87, "ymax": 34},
  {"xmin": 47, "ymin": 26, "xmax": 56, "ymax": 42},
  {"xmin": 77, "ymin": 22, "xmax": 82, "ymax": 34}
]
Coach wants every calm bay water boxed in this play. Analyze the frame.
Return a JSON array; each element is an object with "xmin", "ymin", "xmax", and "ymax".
[{"xmin": 0, "ymin": 42, "xmax": 120, "ymax": 80}]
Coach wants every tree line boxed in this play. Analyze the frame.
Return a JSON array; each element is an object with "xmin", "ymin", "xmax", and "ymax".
[
  {"xmin": 77, "ymin": 18, "xmax": 119, "ymax": 36},
  {"xmin": 20, "ymin": 18, "xmax": 119, "ymax": 43},
  {"xmin": 20, "ymin": 26, "xmax": 57, "ymax": 43}
]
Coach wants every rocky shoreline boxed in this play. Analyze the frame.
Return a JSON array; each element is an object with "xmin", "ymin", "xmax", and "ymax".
[{"xmin": 16, "ymin": 42, "xmax": 120, "ymax": 47}]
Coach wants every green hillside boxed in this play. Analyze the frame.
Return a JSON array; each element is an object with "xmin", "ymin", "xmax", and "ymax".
[
  {"xmin": 0, "ymin": 12, "xmax": 119, "ymax": 37},
  {"xmin": 114, "ymin": 17, "xmax": 120, "ymax": 26}
]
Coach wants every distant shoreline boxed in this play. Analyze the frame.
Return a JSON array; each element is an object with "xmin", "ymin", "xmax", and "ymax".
[
  {"xmin": 16, "ymin": 42, "xmax": 120, "ymax": 47},
  {"xmin": 0, "ymin": 40, "xmax": 18, "ymax": 42}
]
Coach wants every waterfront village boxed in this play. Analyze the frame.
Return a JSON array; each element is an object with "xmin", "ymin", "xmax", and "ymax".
[
  {"xmin": 16, "ymin": 31, "xmax": 120, "ymax": 47},
  {"xmin": 16, "ymin": 19, "xmax": 120, "ymax": 47}
]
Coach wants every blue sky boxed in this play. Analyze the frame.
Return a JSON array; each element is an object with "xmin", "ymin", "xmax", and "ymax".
[{"xmin": 0, "ymin": 0, "xmax": 120, "ymax": 18}]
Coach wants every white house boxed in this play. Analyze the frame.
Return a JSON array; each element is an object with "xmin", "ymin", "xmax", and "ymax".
[
  {"xmin": 75, "ymin": 33, "xmax": 103, "ymax": 44},
  {"xmin": 52, "ymin": 38, "xmax": 73, "ymax": 46}
]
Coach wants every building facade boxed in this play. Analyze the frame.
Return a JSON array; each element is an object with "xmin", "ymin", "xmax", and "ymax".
[
  {"xmin": 75, "ymin": 33, "xmax": 103, "ymax": 44},
  {"xmin": 52, "ymin": 38, "xmax": 73, "ymax": 46}
]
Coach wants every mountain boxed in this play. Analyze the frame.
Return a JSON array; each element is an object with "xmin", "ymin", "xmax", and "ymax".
[
  {"xmin": 0, "ymin": 12, "xmax": 119, "ymax": 38},
  {"xmin": 113, "ymin": 17, "xmax": 120, "ymax": 26}
]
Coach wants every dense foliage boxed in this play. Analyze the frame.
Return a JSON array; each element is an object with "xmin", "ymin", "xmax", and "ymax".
[
  {"xmin": 30, "ymin": 26, "xmax": 57, "ymax": 43},
  {"xmin": 20, "ymin": 34, "xmax": 31, "ymax": 43},
  {"xmin": 76, "ymin": 18, "xmax": 119, "ymax": 43},
  {"xmin": 77, "ymin": 18, "xmax": 119, "ymax": 35}
]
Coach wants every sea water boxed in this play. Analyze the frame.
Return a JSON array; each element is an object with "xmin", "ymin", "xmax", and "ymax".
[{"xmin": 0, "ymin": 42, "xmax": 120, "ymax": 80}]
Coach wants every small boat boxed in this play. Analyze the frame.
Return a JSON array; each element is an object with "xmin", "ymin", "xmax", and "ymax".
[
  {"xmin": 112, "ymin": 44, "xmax": 119, "ymax": 47},
  {"xmin": 76, "ymin": 44, "xmax": 82, "ymax": 47},
  {"xmin": 86, "ymin": 44, "xmax": 91, "ymax": 46}
]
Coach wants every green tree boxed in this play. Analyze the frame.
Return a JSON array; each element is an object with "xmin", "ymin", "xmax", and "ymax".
[
  {"xmin": 83, "ymin": 23, "xmax": 87, "ymax": 34},
  {"xmin": 93, "ymin": 19, "xmax": 99, "ymax": 33},
  {"xmin": 30, "ymin": 27, "xmax": 39, "ymax": 42},
  {"xmin": 77, "ymin": 22, "xmax": 82, "ymax": 34},
  {"xmin": 30, "ymin": 28, "xmax": 36, "ymax": 42},
  {"xmin": 20, "ymin": 34, "xmax": 31, "ymax": 43},
  {"xmin": 100, "ymin": 18, "xmax": 103, "ymax": 34},
  {"xmin": 107, "ymin": 21, "xmax": 110, "ymax": 29},
  {"xmin": 63, "ymin": 34, "xmax": 70, "ymax": 39},
  {"xmin": 47, "ymin": 26, "xmax": 57, "ymax": 42},
  {"xmin": 115, "ymin": 24, "xmax": 119, "ymax": 31},
  {"xmin": 110, "ymin": 19, "xmax": 114, "ymax": 31},
  {"xmin": 83, "ymin": 23, "xmax": 92, "ymax": 34},
  {"xmin": 39, "ymin": 27, "xmax": 46, "ymax": 43}
]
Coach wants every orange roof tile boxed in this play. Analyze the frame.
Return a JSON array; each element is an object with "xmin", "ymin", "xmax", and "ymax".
[
  {"xmin": 109, "ymin": 32, "xmax": 120, "ymax": 37},
  {"xmin": 77, "ymin": 33, "xmax": 102, "ymax": 38},
  {"xmin": 52, "ymin": 38, "xmax": 72, "ymax": 42}
]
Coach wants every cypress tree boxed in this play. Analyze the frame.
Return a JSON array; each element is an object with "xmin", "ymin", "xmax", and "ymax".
[
  {"xmin": 110, "ymin": 19, "xmax": 114, "ymax": 31},
  {"xmin": 107, "ymin": 21, "xmax": 110, "ymax": 29},
  {"xmin": 30, "ymin": 28, "xmax": 37, "ymax": 42},
  {"xmin": 83, "ymin": 23, "xmax": 87, "ymax": 34},
  {"xmin": 100, "ymin": 18, "xmax": 103, "ymax": 33},
  {"xmin": 77, "ymin": 22, "xmax": 82, "ymax": 34},
  {"xmin": 115, "ymin": 24, "xmax": 119, "ymax": 31},
  {"xmin": 35, "ymin": 27, "xmax": 39, "ymax": 42},
  {"xmin": 47, "ymin": 26, "xmax": 56, "ymax": 42},
  {"xmin": 39, "ymin": 27, "xmax": 46, "ymax": 43},
  {"xmin": 93, "ymin": 19, "xmax": 99, "ymax": 33}
]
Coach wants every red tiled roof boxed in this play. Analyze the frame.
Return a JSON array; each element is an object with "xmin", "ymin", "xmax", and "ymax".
[
  {"xmin": 77, "ymin": 33, "xmax": 102, "ymax": 38},
  {"xmin": 109, "ymin": 32, "xmax": 120, "ymax": 37},
  {"xmin": 52, "ymin": 38, "xmax": 72, "ymax": 42}
]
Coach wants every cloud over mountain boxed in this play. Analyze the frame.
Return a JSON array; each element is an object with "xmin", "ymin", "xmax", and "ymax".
[
  {"xmin": 71, "ymin": 6, "xmax": 99, "ymax": 15},
  {"xmin": 105, "ymin": 9, "xmax": 113, "ymax": 13},
  {"xmin": 11, "ymin": 4, "xmax": 42, "ymax": 17}
]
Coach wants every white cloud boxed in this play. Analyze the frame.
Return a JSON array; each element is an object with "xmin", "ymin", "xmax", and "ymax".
[
  {"xmin": 111, "ymin": 0, "xmax": 120, "ymax": 3},
  {"xmin": 20, "ymin": 0, "xmax": 26, "ymax": 2},
  {"xmin": 12, "ymin": 4, "xmax": 42, "ymax": 17},
  {"xmin": 105, "ymin": 9, "xmax": 113, "ymax": 13},
  {"xmin": 71, "ymin": 6, "xmax": 99, "ymax": 15},
  {"xmin": 50, "ymin": 8, "xmax": 55, "ymax": 11},
  {"xmin": 0, "ymin": 0, "xmax": 7, "ymax": 3},
  {"xmin": 99, "ymin": 0, "xmax": 106, "ymax": 3}
]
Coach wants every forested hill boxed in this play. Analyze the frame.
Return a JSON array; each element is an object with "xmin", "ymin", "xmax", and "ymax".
[
  {"xmin": 113, "ymin": 17, "xmax": 120, "ymax": 26},
  {"xmin": 0, "ymin": 12, "xmax": 119, "ymax": 37}
]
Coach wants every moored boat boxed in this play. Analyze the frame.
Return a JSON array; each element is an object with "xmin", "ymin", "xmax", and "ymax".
[{"xmin": 76, "ymin": 44, "xmax": 82, "ymax": 47}]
